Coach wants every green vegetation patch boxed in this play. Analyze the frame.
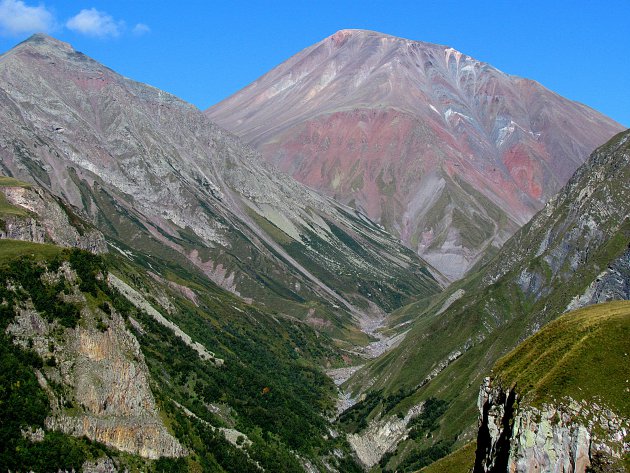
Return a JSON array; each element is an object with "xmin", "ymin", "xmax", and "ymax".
[
  {"xmin": 0, "ymin": 240, "xmax": 63, "ymax": 262},
  {"xmin": 493, "ymin": 300, "xmax": 630, "ymax": 415},
  {"xmin": 419, "ymin": 441, "xmax": 476, "ymax": 473},
  {"xmin": 106, "ymin": 253, "xmax": 359, "ymax": 471},
  {"xmin": 408, "ymin": 397, "xmax": 449, "ymax": 440},
  {"xmin": 0, "ymin": 175, "xmax": 32, "ymax": 187},
  {"xmin": 389, "ymin": 438, "xmax": 455, "ymax": 473}
]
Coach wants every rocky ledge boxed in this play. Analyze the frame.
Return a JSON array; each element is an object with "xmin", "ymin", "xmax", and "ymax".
[
  {"xmin": 0, "ymin": 184, "xmax": 107, "ymax": 253},
  {"xmin": 474, "ymin": 377, "xmax": 629, "ymax": 473}
]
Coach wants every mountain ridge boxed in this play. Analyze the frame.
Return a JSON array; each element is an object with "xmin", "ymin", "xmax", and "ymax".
[
  {"xmin": 0, "ymin": 33, "xmax": 441, "ymax": 345},
  {"xmin": 339, "ymin": 128, "xmax": 630, "ymax": 470}
]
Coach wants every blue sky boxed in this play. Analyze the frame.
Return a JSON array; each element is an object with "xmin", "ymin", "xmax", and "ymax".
[{"xmin": 0, "ymin": 0, "xmax": 628, "ymax": 126}]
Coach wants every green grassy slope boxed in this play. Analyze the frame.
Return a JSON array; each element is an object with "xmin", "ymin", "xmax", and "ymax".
[
  {"xmin": 494, "ymin": 300, "xmax": 630, "ymax": 415},
  {"xmin": 416, "ymin": 301, "xmax": 630, "ymax": 472},
  {"xmin": 418, "ymin": 442, "xmax": 476, "ymax": 473}
]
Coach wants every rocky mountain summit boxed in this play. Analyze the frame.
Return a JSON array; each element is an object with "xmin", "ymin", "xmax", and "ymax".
[{"xmin": 207, "ymin": 29, "xmax": 623, "ymax": 280}]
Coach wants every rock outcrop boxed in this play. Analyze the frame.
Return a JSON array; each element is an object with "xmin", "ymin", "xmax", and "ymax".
[
  {"xmin": 474, "ymin": 378, "xmax": 629, "ymax": 473},
  {"xmin": 567, "ymin": 249, "xmax": 630, "ymax": 312},
  {"xmin": 0, "ymin": 183, "xmax": 107, "ymax": 253},
  {"xmin": 348, "ymin": 403, "xmax": 424, "ymax": 468},
  {"xmin": 6, "ymin": 263, "xmax": 185, "ymax": 459}
]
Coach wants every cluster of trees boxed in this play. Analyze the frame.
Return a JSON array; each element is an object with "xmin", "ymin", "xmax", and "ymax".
[
  {"xmin": 0, "ymin": 245, "xmax": 361, "ymax": 471},
  {"xmin": 128, "ymin": 295, "xmax": 336, "ymax": 471},
  {"xmin": 407, "ymin": 397, "xmax": 449, "ymax": 439}
]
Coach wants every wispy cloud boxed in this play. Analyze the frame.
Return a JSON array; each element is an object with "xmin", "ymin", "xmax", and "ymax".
[
  {"xmin": 132, "ymin": 23, "xmax": 150, "ymax": 36},
  {"xmin": 0, "ymin": 0, "xmax": 55, "ymax": 36},
  {"xmin": 66, "ymin": 8, "xmax": 123, "ymax": 38}
]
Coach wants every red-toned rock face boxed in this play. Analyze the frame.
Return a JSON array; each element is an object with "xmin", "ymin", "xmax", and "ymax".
[{"xmin": 207, "ymin": 29, "xmax": 623, "ymax": 280}]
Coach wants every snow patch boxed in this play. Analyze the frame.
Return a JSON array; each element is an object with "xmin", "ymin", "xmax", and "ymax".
[
  {"xmin": 444, "ymin": 107, "xmax": 472, "ymax": 123},
  {"xmin": 497, "ymin": 121, "xmax": 517, "ymax": 147}
]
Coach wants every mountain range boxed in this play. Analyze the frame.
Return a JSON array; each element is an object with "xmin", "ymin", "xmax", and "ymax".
[
  {"xmin": 0, "ymin": 31, "xmax": 628, "ymax": 473},
  {"xmin": 207, "ymin": 29, "xmax": 623, "ymax": 280},
  {"xmin": 0, "ymin": 33, "xmax": 440, "ymax": 346}
]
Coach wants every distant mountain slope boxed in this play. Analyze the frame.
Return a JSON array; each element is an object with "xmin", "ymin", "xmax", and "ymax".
[
  {"xmin": 207, "ymin": 29, "xmax": 623, "ymax": 280},
  {"xmin": 0, "ymin": 34, "xmax": 440, "ymax": 344},
  {"xmin": 341, "ymin": 129, "xmax": 630, "ymax": 470}
]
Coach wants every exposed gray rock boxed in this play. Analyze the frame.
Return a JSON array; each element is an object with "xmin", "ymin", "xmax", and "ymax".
[
  {"xmin": 474, "ymin": 378, "xmax": 629, "ymax": 473},
  {"xmin": 0, "ymin": 184, "xmax": 107, "ymax": 253},
  {"xmin": 82, "ymin": 457, "xmax": 120, "ymax": 473},
  {"xmin": 348, "ymin": 403, "xmax": 425, "ymax": 468},
  {"xmin": 567, "ymin": 249, "xmax": 630, "ymax": 311},
  {"xmin": 0, "ymin": 214, "xmax": 46, "ymax": 242}
]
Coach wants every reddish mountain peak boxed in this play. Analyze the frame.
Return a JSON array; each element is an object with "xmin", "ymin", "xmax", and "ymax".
[
  {"xmin": 329, "ymin": 28, "xmax": 407, "ymax": 42},
  {"xmin": 206, "ymin": 31, "xmax": 623, "ymax": 280},
  {"xmin": 329, "ymin": 29, "xmax": 353, "ymax": 46},
  {"xmin": 14, "ymin": 33, "xmax": 75, "ymax": 54}
]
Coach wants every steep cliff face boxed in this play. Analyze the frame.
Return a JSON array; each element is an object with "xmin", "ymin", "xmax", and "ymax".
[
  {"xmin": 207, "ymin": 29, "xmax": 623, "ymax": 280},
  {"xmin": 474, "ymin": 302, "xmax": 630, "ymax": 473},
  {"xmin": 475, "ymin": 382, "xmax": 628, "ymax": 472},
  {"xmin": 6, "ymin": 262, "xmax": 185, "ymax": 459}
]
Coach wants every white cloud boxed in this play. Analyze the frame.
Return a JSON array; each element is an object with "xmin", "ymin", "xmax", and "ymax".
[
  {"xmin": 66, "ymin": 8, "xmax": 122, "ymax": 38},
  {"xmin": 132, "ymin": 23, "xmax": 150, "ymax": 36},
  {"xmin": 0, "ymin": 0, "xmax": 55, "ymax": 36}
]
